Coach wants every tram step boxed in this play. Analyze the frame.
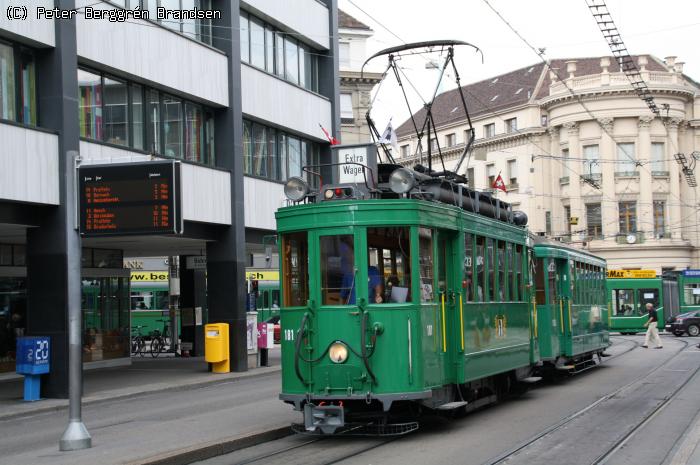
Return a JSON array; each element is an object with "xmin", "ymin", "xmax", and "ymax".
[
  {"xmin": 436, "ymin": 401, "xmax": 469, "ymax": 410},
  {"xmin": 520, "ymin": 376, "xmax": 543, "ymax": 384}
]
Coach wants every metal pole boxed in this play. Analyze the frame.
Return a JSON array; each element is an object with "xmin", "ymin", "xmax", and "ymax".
[{"xmin": 59, "ymin": 150, "xmax": 91, "ymax": 451}]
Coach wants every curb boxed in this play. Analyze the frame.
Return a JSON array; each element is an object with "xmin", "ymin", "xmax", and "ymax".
[
  {"xmin": 126, "ymin": 425, "xmax": 293, "ymax": 465},
  {"xmin": 0, "ymin": 365, "xmax": 281, "ymax": 421}
]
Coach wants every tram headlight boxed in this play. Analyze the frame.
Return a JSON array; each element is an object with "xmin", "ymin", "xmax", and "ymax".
[
  {"xmin": 389, "ymin": 168, "xmax": 415, "ymax": 194},
  {"xmin": 284, "ymin": 177, "xmax": 310, "ymax": 201},
  {"xmin": 329, "ymin": 342, "xmax": 348, "ymax": 364}
]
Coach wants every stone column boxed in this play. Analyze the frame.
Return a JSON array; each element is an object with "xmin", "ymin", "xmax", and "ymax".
[
  {"xmin": 598, "ymin": 118, "xmax": 618, "ymax": 239},
  {"xmin": 638, "ymin": 116, "xmax": 654, "ymax": 239},
  {"xmin": 564, "ymin": 122, "xmax": 582, "ymax": 238},
  {"xmin": 667, "ymin": 118, "xmax": 683, "ymax": 239},
  {"xmin": 548, "ymin": 127, "xmax": 562, "ymax": 234}
]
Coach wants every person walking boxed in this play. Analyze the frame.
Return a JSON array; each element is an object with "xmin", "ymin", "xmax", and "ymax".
[{"xmin": 642, "ymin": 302, "xmax": 663, "ymax": 349}]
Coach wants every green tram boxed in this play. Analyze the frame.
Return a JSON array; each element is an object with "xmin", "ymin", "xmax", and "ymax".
[
  {"xmin": 276, "ymin": 164, "xmax": 610, "ymax": 434},
  {"xmin": 606, "ymin": 271, "xmax": 668, "ymax": 334}
]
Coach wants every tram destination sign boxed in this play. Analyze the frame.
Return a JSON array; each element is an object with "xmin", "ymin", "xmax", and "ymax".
[{"xmin": 79, "ymin": 161, "xmax": 182, "ymax": 237}]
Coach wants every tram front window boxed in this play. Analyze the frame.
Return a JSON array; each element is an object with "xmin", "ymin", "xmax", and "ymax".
[
  {"xmin": 282, "ymin": 232, "xmax": 309, "ymax": 307},
  {"xmin": 368, "ymin": 227, "xmax": 411, "ymax": 303},
  {"xmin": 320, "ymin": 235, "xmax": 355, "ymax": 305}
]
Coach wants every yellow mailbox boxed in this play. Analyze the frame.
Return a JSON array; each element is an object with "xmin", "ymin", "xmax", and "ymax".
[{"xmin": 205, "ymin": 323, "xmax": 230, "ymax": 373}]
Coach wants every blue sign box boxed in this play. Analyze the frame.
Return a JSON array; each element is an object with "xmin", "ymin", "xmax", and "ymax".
[
  {"xmin": 16, "ymin": 337, "xmax": 50, "ymax": 375},
  {"xmin": 683, "ymin": 270, "xmax": 700, "ymax": 277}
]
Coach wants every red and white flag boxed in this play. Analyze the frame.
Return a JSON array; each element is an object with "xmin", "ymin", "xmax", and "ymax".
[
  {"xmin": 492, "ymin": 173, "xmax": 507, "ymax": 192},
  {"xmin": 319, "ymin": 124, "xmax": 339, "ymax": 145}
]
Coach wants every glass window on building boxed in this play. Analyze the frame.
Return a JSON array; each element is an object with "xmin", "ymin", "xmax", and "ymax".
[
  {"xmin": 298, "ymin": 44, "xmax": 307, "ymax": 89},
  {"xmin": 654, "ymin": 201, "xmax": 666, "ymax": 238},
  {"xmin": 445, "ymin": 133, "xmax": 456, "ymax": 147},
  {"xmin": 275, "ymin": 32, "xmax": 285, "ymax": 78},
  {"xmin": 586, "ymin": 203, "xmax": 602, "ymax": 239},
  {"xmin": 243, "ymin": 120, "xmax": 253, "ymax": 175},
  {"xmin": 507, "ymin": 159, "xmax": 518, "ymax": 185},
  {"xmin": 78, "ymin": 70, "xmax": 103, "ymax": 140},
  {"xmin": 468, "ymin": 168, "xmax": 475, "ymax": 188},
  {"xmin": 619, "ymin": 201, "xmax": 637, "ymax": 234},
  {"xmin": 284, "ymin": 37, "xmax": 299, "ymax": 85},
  {"xmin": 564, "ymin": 205, "xmax": 572, "ymax": 236},
  {"xmin": 367, "ymin": 227, "xmax": 411, "ymax": 304},
  {"xmin": 583, "ymin": 144, "xmax": 601, "ymax": 176},
  {"xmin": 159, "ymin": 0, "xmax": 182, "ymax": 32},
  {"xmin": 320, "ymin": 235, "xmax": 353, "ymax": 305},
  {"xmin": 651, "ymin": 142, "xmax": 665, "ymax": 174},
  {"xmin": 487, "ymin": 164, "xmax": 496, "ymax": 187},
  {"xmin": 545, "ymin": 211, "xmax": 552, "ymax": 236},
  {"xmin": 339, "ymin": 42, "xmax": 350, "ymax": 68},
  {"xmin": 131, "ymin": 84, "xmax": 145, "ymax": 150},
  {"xmin": 82, "ymin": 276, "xmax": 130, "ymax": 362},
  {"xmin": 103, "ymin": 77, "xmax": 129, "ymax": 146},
  {"xmin": 249, "ymin": 16, "xmax": 265, "ymax": 69},
  {"xmin": 0, "ymin": 277, "xmax": 27, "ymax": 373},
  {"xmin": 616, "ymin": 143, "xmax": 636, "ymax": 175},
  {"xmin": 146, "ymin": 89, "xmax": 161, "ymax": 153},
  {"xmin": 0, "ymin": 42, "xmax": 16, "ymax": 121},
  {"xmin": 287, "ymin": 136, "xmax": 302, "ymax": 178},
  {"xmin": 278, "ymin": 132, "xmax": 287, "ymax": 179},
  {"xmin": 163, "ymin": 95, "xmax": 183, "ymax": 158},
  {"xmin": 504, "ymin": 117, "xmax": 517, "ymax": 133},
  {"xmin": 184, "ymin": 102, "xmax": 204, "ymax": 162},
  {"xmin": 484, "ymin": 123, "xmax": 495, "ymax": 138},
  {"xmin": 240, "ymin": 13, "xmax": 250, "ymax": 63},
  {"xmin": 340, "ymin": 93, "xmax": 353, "ymax": 121},
  {"xmin": 400, "ymin": 145, "xmax": 409, "ymax": 158},
  {"xmin": 252, "ymin": 123, "xmax": 269, "ymax": 178},
  {"xmin": 265, "ymin": 26, "xmax": 275, "ymax": 73},
  {"xmin": 17, "ymin": 49, "xmax": 36, "ymax": 125}
]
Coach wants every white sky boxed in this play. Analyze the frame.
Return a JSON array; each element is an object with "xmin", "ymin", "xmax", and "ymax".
[{"xmin": 338, "ymin": 0, "xmax": 700, "ymax": 130}]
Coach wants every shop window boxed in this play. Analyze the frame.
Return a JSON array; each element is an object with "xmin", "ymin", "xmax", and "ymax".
[
  {"xmin": 367, "ymin": 227, "xmax": 411, "ymax": 304},
  {"xmin": 282, "ymin": 232, "xmax": 309, "ymax": 307}
]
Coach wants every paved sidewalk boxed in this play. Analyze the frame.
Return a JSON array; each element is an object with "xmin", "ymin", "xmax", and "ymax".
[{"xmin": 0, "ymin": 350, "xmax": 281, "ymax": 420}]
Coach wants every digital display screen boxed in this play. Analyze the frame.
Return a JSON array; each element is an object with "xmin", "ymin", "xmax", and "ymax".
[{"xmin": 79, "ymin": 161, "xmax": 181, "ymax": 236}]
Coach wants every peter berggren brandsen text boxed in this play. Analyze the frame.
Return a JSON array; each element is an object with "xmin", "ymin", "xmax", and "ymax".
[{"xmin": 36, "ymin": 6, "xmax": 221, "ymax": 22}]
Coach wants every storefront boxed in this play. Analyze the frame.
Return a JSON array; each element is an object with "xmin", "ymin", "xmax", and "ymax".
[{"xmin": 0, "ymin": 244, "xmax": 130, "ymax": 373}]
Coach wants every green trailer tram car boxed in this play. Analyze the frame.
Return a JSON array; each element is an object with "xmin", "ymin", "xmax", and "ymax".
[
  {"xmin": 533, "ymin": 241, "xmax": 609, "ymax": 371},
  {"xmin": 276, "ymin": 165, "xmax": 611, "ymax": 434}
]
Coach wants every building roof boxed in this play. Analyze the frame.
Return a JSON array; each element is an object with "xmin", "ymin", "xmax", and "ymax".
[
  {"xmin": 396, "ymin": 55, "xmax": 669, "ymax": 138},
  {"xmin": 338, "ymin": 9, "xmax": 371, "ymax": 30}
]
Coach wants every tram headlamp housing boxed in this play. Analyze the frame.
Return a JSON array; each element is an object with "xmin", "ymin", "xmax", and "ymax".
[
  {"xmin": 329, "ymin": 342, "xmax": 349, "ymax": 364},
  {"xmin": 389, "ymin": 168, "xmax": 416, "ymax": 194},
  {"xmin": 284, "ymin": 176, "xmax": 310, "ymax": 202}
]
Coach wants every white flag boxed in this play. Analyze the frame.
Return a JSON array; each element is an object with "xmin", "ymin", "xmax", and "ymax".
[{"xmin": 378, "ymin": 119, "xmax": 398, "ymax": 151}]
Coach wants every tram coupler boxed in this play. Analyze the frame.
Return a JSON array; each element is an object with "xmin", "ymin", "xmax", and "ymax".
[{"xmin": 303, "ymin": 403, "xmax": 345, "ymax": 434}]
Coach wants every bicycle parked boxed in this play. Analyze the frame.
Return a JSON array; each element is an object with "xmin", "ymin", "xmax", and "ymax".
[
  {"xmin": 149, "ymin": 319, "xmax": 171, "ymax": 358},
  {"xmin": 131, "ymin": 325, "xmax": 146, "ymax": 357}
]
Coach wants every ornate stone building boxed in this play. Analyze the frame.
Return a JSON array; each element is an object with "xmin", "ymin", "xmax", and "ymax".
[
  {"xmin": 338, "ymin": 10, "xmax": 383, "ymax": 144},
  {"xmin": 395, "ymin": 55, "xmax": 700, "ymax": 273}
]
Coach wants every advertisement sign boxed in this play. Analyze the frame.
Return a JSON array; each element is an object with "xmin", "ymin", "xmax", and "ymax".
[
  {"xmin": 16, "ymin": 337, "xmax": 50, "ymax": 375},
  {"xmin": 246, "ymin": 312, "xmax": 258, "ymax": 354},
  {"xmin": 606, "ymin": 269, "xmax": 656, "ymax": 279},
  {"xmin": 257, "ymin": 323, "xmax": 274, "ymax": 349}
]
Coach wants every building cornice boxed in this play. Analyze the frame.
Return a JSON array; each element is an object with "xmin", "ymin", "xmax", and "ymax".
[
  {"xmin": 540, "ymin": 86, "xmax": 694, "ymax": 110},
  {"xmin": 340, "ymin": 70, "xmax": 383, "ymax": 85}
]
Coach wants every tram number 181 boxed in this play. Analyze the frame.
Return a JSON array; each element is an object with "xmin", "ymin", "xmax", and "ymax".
[{"xmin": 284, "ymin": 329, "xmax": 295, "ymax": 342}]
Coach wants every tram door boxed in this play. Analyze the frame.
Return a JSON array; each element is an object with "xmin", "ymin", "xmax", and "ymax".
[{"xmin": 436, "ymin": 230, "xmax": 459, "ymax": 383}]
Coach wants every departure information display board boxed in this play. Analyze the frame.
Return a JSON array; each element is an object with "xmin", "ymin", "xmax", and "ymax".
[{"xmin": 79, "ymin": 161, "xmax": 182, "ymax": 236}]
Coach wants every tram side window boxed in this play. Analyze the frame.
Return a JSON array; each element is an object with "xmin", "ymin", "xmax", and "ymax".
[
  {"xmin": 569, "ymin": 261, "xmax": 576, "ymax": 301},
  {"xmin": 418, "ymin": 228, "xmax": 434, "ymax": 302},
  {"xmin": 367, "ymin": 227, "xmax": 411, "ymax": 303},
  {"xmin": 497, "ymin": 241, "xmax": 506, "ymax": 301},
  {"xmin": 464, "ymin": 233, "xmax": 474, "ymax": 302},
  {"xmin": 320, "ymin": 235, "xmax": 354, "ymax": 305},
  {"xmin": 515, "ymin": 244, "xmax": 523, "ymax": 298},
  {"xmin": 548, "ymin": 259, "xmax": 558, "ymax": 304},
  {"xmin": 612, "ymin": 289, "xmax": 635, "ymax": 316},
  {"xmin": 506, "ymin": 243, "xmax": 514, "ymax": 301},
  {"xmin": 535, "ymin": 258, "xmax": 546, "ymax": 305},
  {"xmin": 475, "ymin": 236, "xmax": 485, "ymax": 302},
  {"xmin": 487, "ymin": 238, "xmax": 495, "ymax": 301},
  {"xmin": 684, "ymin": 283, "xmax": 700, "ymax": 305},
  {"xmin": 282, "ymin": 232, "xmax": 309, "ymax": 307},
  {"xmin": 271, "ymin": 289, "xmax": 280, "ymax": 308}
]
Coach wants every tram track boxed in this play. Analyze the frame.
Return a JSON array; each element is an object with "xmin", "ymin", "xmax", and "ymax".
[{"xmin": 481, "ymin": 338, "xmax": 692, "ymax": 465}]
